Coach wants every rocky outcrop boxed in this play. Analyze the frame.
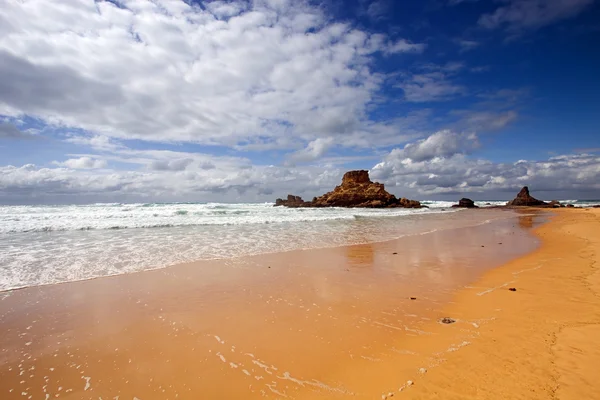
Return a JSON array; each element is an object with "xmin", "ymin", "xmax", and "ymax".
[
  {"xmin": 548, "ymin": 200, "xmax": 565, "ymax": 208},
  {"xmin": 506, "ymin": 186, "xmax": 547, "ymax": 207},
  {"xmin": 274, "ymin": 170, "xmax": 422, "ymax": 208},
  {"xmin": 452, "ymin": 198, "xmax": 478, "ymax": 208},
  {"xmin": 275, "ymin": 195, "xmax": 307, "ymax": 207},
  {"xmin": 311, "ymin": 170, "xmax": 397, "ymax": 208}
]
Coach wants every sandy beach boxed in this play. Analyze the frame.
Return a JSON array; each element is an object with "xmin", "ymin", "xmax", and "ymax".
[
  {"xmin": 1, "ymin": 208, "xmax": 598, "ymax": 399},
  {"xmin": 385, "ymin": 208, "xmax": 600, "ymax": 400}
]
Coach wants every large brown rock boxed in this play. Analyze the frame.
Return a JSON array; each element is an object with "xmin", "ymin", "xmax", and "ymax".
[
  {"xmin": 274, "ymin": 195, "xmax": 307, "ymax": 207},
  {"xmin": 452, "ymin": 198, "xmax": 478, "ymax": 208},
  {"xmin": 312, "ymin": 171, "xmax": 399, "ymax": 208},
  {"xmin": 274, "ymin": 170, "xmax": 422, "ymax": 208},
  {"xmin": 506, "ymin": 186, "xmax": 547, "ymax": 206}
]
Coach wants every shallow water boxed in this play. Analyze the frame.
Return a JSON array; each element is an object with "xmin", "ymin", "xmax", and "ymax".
[{"xmin": 0, "ymin": 202, "xmax": 532, "ymax": 291}]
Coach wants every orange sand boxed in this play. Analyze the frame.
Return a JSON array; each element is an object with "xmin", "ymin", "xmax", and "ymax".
[{"xmin": 1, "ymin": 209, "xmax": 598, "ymax": 399}]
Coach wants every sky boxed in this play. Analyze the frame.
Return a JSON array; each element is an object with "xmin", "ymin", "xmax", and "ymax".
[{"xmin": 0, "ymin": 0, "xmax": 599, "ymax": 204}]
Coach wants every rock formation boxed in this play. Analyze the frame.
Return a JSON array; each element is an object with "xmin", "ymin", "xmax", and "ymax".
[
  {"xmin": 452, "ymin": 198, "xmax": 478, "ymax": 208},
  {"xmin": 274, "ymin": 170, "xmax": 422, "ymax": 208},
  {"xmin": 506, "ymin": 186, "xmax": 547, "ymax": 206},
  {"xmin": 275, "ymin": 195, "xmax": 307, "ymax": 207}
]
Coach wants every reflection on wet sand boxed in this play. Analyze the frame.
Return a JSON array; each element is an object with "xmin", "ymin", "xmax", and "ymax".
[
  {"xmin": 345, "ymin": 243, "xmax": 375, "ymax": 267},
  {"xmin": 0, "ymin": 210, "xmax": 545, "ymax": 399},
  {"xmin": 519, "ymin": 215, "xmax": 534, "ymax": 229}
]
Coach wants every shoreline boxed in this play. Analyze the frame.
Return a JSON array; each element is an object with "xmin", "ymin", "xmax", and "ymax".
[
  {"xmin": 2, "ymin": 209, "xmax": 597, "ymax": 399},
  {"xmin": 0, "ymin": 207, "xmax": 527, "ymax": 294}
]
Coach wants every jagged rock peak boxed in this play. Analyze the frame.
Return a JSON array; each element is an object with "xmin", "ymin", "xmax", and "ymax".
[{"xmin": 507, "ymin": 186, "xmax": 547, "ymax": 206}]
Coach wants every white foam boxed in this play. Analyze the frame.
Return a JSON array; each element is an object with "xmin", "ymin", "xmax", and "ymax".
[{"xmin": 0, "ymin": 203, "xmax": 526, "ymax": 291}]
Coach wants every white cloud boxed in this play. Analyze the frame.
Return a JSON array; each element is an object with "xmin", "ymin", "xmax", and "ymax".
[
  {"xmin": 479, "ymin": 0, "xmax": 595, "ymax": 34},
  {"xmin": 386, "ymin": 130, "xmax": 480, "ymax": 163},
  {"xmin": 359, "ymin": 0, "xmax": 391, "ymax": 20},
  {"xmin": 386, "ymin": 39, "xmax": 427, "ymax": 54},
  {"xmin": 55, "ymin": 157, "xmax": 107, "ymax": 169},
  {"xmin": 398, "ymin": 72, "xmax": 465, "ymax": 102},
  {"xmin": 287, "ymin": 137, "xmax": 336, "ymax": 164},
  {"xmin": 0, "ymin": 0, "xmax": 424, "ymax": 151},
  {"xmin": 2, "ymin": 133, "xmax": 598, "ymax": 203},
  {"xmin": 0, "ymin": 161, "xmax": 345, "ymax": 204},
  {"xmin": 453, "ymin": 110, "xmax": 519, "ymax": 131},
  {"xmin": 371, "ymin": 132, "xmax": 600, "ymax": 196}
]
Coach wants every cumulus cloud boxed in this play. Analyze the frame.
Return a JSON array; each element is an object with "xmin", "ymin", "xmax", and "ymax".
[
  {"xmin": 0, "ymin": 0, "xmax": 424, "ymax": 151},
  {"xmin": 371, "ymin": 132, "xmax": 600, "ymax": 196},
  {"xmin": 287, "ymin": 137, "xmax": 336, "ymax": 164},
  {"xmin": 479, "ymin": 0, "xmax": 595, "ymax": 34},
  {"xmin": 55, "ymin": 157, "xmax": 107, "ymax": 169},
  {"xmin": 0, "ymin": 161, "xmax": 346, "ymax": 204},
  {"xmin": 386, "ymin": 130, "xmax": 480, "ymax": 163},
  {"xmin": 2, "ymin": 132, "xmax": 598, "ymax": 203}
]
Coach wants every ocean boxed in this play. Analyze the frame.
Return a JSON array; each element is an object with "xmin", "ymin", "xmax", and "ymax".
[{"xmin": 0, "ymin": 200, "xmax": 597, "ymax": 292}]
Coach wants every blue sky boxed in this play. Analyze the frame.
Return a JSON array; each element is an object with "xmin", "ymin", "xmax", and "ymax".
[{"xmin": 0, "ymin": 0, "xmax": 599, "ymax": 204}]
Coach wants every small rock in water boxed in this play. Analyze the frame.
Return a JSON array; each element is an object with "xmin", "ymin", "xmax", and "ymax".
[
  {"xmin": 440, "ymin": 317, "xmax": 456, "ymax": 324},
  {"xmin": 419, "ymin": 368, "xmax": 427, "ymax": 374},
  {"xmin": 509, "ymin": 287, "xmax": 517, "ymax": 292}
]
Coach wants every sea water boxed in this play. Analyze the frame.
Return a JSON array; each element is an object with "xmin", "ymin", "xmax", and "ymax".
[{"xmin": 0, "ymin": 200, "xmax": 596, "ymax": 291}]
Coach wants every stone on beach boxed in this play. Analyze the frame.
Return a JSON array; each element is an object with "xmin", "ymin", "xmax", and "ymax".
[{"xmin": 440, "ymin": 317, "xmax": 456, "ymax": 324}]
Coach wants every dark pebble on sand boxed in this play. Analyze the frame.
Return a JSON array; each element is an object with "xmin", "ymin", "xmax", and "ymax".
[
  {"xmin": 410, "ymin": 297, "xmax": 417, "ymax": 300},
  {"xmin": 392, "ymin": 252, "xmax": 398, "ymax": 255},
  {"xmin": 509, "ymin": 287, "xmax": 517, "ymax": 291},
  {"xmin": 440, "ymin": 317, "xmax": 456, "ymax": 324}
]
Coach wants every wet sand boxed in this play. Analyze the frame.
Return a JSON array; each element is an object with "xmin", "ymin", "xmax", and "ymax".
[
  {"xmin": 381, "ymin": 208, "xmax": 600, "ymax": 400},
  {"xmin": 2, "ymin": 208, "xmax": 594, "ymax": 399}
]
